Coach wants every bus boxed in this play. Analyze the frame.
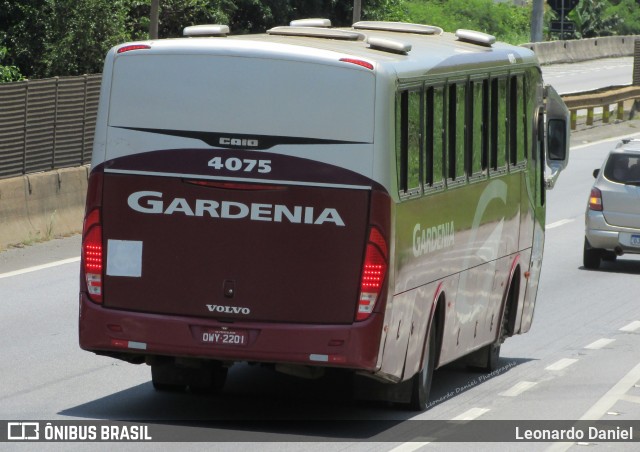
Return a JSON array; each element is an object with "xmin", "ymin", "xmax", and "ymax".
[{"xmin": 79, "ymin": 20, "xmax": 570, "ymax": 410}]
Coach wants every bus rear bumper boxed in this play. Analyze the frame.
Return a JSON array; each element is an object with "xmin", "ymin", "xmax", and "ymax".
[{"xmin": 79, "ymin": 293, "xmax": 383, "ymax": 371}]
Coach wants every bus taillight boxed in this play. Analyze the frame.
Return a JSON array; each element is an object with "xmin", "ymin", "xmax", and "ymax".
[
  {"xmin": 357, "ymin": 227, "xmax": 388, "ymax": 321},
  {"xmin": 83, "ymin": 208, "xmax": 103, "ymax": 303}
]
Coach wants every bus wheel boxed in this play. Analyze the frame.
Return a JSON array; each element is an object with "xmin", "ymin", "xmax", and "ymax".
[
  {"xmin": 408, "ymin": 325, "xmax": 436, "ymax": 411},
  {"xmin": 151, "ymin": 363, "xmax": 187, "ymax": 392},
  {"xmin": 190, "ymin": 366, "xmax": 228, "ymax": 395},
  {"xmin": 467, "ymin": 342, "xmax": 501, "ymax": 372}
]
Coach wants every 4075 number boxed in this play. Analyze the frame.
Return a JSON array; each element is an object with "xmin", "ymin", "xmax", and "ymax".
[{"xmin": 208, "ymin": 157, "xmax": 271, "ymax": 174}]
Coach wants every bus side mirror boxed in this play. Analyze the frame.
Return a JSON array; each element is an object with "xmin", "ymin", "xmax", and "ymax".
[{"xmin": 544, "ymin": 85, "xmax": 570, "ymax": 189}]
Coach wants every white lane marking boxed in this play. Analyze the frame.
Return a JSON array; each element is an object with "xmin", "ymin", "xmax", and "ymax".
[
  {"xmin": 547, "ymin": 219, "xmax": 575, "ymax": 229},
  {"xmin": 571, "ymin": 131, "xmax": 640, "ymax": 151},
  {"xmin": 499, "ymin": 381, "xmax": 538, "ymax": 397},
  {"xmin": 584, "ymin": 338, "xmax": 615, "ymax": 350},
  {"xmin": 0, "ymin": 257, "xmax": 81, "ymax": 280},
  {"xmin": 546, "ymin": 361, "xmax": 640, "ymax": 452},
  {"xmin": 451, "ymin": 407, "xmax": 490, "ymax": 421},
  {"xmin": 388, "ymin": 442, "xmax": 431, "ymax": 452},
  {"xmin": 389, "ymin": 408, "xmax": 491, "ymax": 450},
  {"xmin": 580, "ymin": 361, "xmax": 640, "ymax": 420},
  {"xmin": 620, "ymin": 320, "xmax": 640, "ymax": 332},
  {"xmin": 546, "ymin": 358, "xmax": 579, "ymax": 371},
  {"xmin": 621, "ymin": 394, "xmax": 640, "ymax": 404}
]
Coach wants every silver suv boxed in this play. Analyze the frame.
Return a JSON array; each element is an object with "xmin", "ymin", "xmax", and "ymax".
[{"xmin": 584, "ymin": 139, "xmax": 640, "ymax": 269}]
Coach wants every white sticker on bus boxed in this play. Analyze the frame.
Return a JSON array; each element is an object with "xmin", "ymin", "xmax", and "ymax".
[
  {"xmin": 127, "ymin": 191, "xmax": 345, "ymax": 226},
  {"xmin": 106, "ymin": 239, "xmax": 143, "ymax": 277}
]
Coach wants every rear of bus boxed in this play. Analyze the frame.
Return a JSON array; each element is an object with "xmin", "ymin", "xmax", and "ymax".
[{"xmin": 79, "ymin": 38, "xmax": 391, "ymax": 377}]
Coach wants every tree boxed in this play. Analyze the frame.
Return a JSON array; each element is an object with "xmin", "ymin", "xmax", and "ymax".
[
  {"xmin": 0, "ymin": 0, "xmax": 48, "ymax": 77},
  {"xmin": 42, "ymin": 0, "xmax": 131, "ymax": 77},
  {"xmin": 567, "ymin": 0, "xmax": 621, "ymax": 38},
  {"xmin": 604, "ymin": 0, "xmax": 640, "ymax": 35},
  {"xmin": 125, "ymin": 0, "xmax": 231, "ymax": 39},
  {"xmin": 227, "ymin": 0, "xmax": 407, "ymax": 34},
  {"xmin": 0, "ymin": 46, "xmax": 24, "ymax": 82},
  {"xmin": 0, "ymin": 0, "xmax": 409, "ymax": 79}
]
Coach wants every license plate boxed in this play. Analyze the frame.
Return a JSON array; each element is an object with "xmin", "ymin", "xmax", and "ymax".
[
  {"xmin": 631, "ymin": 235, "xmax": 640, "ymax": 247},
  {"xmin": 200, "ymin": 328, "xmax": 248, "ymax": 346}
]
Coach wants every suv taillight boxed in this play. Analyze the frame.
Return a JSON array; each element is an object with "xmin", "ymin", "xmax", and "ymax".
[
  {"xmin": 357, "ymin": 227, "xmax": 388, "ymax": 321},
  {"xmin": 589, "ymin": 188, "xmax": 603, "ymax": 211},
  {"xmin": 83, "ymin": 208, "xmax": 103, "ymax": 303}
]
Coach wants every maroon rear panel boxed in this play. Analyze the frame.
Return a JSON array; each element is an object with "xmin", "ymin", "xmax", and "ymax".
[{"xmin": 99, "ymin": 149, "xmax": 372, "ymax": 324}]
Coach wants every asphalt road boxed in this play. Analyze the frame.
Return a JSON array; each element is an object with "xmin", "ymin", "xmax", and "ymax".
[
  {"xmin": 541, "ymin": 57, "xmax": 633, "ymax": 95},
  {"xmin": 2, "ymin": 127, "xmax": 640, "ymax": 451}
]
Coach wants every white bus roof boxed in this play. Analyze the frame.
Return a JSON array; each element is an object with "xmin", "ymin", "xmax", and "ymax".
[{"xmin": 114, "ymin": 23, "xmax": 538, "ymax": 80}]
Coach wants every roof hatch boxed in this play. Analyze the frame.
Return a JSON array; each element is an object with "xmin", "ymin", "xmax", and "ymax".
[
  {"xmin": 367, "ymin": 37, "xmax": 411, "ymax": 55},
  {"xmin": 267, "ymin": 26, "xmax": 365, "ymax": 41},
  {"xmin": 455, "ymin": 29, "xmax": 495, "ymax": 47},
  {"xmin": 183, "ymin": 24, "xmax": 230, "ymax": 37},
  {"xmin": 353, "ymin": 21, "xmax": 442, "ymax": 35},
  {"xmin": 289, "ymin": 18, "xmax": 332, "ymax": 28}
]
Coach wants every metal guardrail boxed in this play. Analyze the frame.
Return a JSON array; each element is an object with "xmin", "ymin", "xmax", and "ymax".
[
  {"xmin": 0, "ymin": 75, "xmax": 101, "ymax": 179},
  {"xmin": 562, "ymin": 86, "xmax": 640, "ymax": 129},
  {"xmin": 560, "ymin": 38, "xmax": 640, "ymax": 130}
]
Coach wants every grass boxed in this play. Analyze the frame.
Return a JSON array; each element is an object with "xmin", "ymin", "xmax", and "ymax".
[{"xmin": 404, "ymin": 0, "xmax": 532, "ymax": 45}]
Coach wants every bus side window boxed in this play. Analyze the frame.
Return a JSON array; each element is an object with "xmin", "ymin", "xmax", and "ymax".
[
  {"xmin": 396, "ymin": 91, "xmax": 408, "ymax": 193},
  {"xmin": 433, "ymin": 86, "xmax": 445, "ymax": 186},
  {"xmin": 396, "ymin": 89, "xmax": 422, "ymax": 196},
  {"xmin": 509, "ymin": 74, "xmax": 526, "ymax": 166},
  {"xmin": 447, "ymin": 83, "xmax": 466, "ymax": 182},
  {"xmin": 482, "ymin": 79, "xmax": 490, "ymax": 171},
  {"xmin": 490, "ymin": 78, "xmax": 507, "ymax": 171},
  {"xmin": 516, "ymin": 75, "xmax": 526, "ymax": 163},
  {"xmin": 425, "ymin": 87, "xmax": 434, "ymax": 186},
  {"xmin": 470, "ymin": 80, "xmax": 486, "ymax": 176}
]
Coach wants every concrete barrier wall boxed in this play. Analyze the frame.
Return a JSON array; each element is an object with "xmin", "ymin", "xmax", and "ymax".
[
  {"xmin": 521, "ymin": 36, "xmax": 638, "ymax": 65},
  {"xmin": 0, "ymin": 165, "xmax": 88, "ymax": 250}
]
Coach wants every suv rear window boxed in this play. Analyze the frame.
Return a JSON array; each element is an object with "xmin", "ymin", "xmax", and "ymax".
[{"xmin": 604, "ymin": 153, "xmax": 640, "ymax": 184}]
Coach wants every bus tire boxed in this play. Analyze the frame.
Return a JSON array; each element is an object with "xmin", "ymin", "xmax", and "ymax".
[
  {"xmin": 467, "ymin": 342, "xmax": 501, "ymax": 372},
  {"xmin": 190, "ymin": 366, "xmax": 228, "ymax": 395},
  {"xmin": 408, "ymin": 325, "xmax": 436, "ymax": 411},
  {"xmin": 151, "ymin": 364, "xmax": 187, "ymax": 392}
]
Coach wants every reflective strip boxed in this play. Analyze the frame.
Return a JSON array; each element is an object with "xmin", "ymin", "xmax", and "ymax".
[
  {"xmin": 128, "ymin": 341, "xmax": 147, "ymax": 350},
  {"xmin": 309, "ymin": 354, "xmax": 329, "ymax": 362}
]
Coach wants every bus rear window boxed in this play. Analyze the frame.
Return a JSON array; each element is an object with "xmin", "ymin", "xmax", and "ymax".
[{"xmin": 108, "ymin": 54, "xmax": 375, "ymax": 145}]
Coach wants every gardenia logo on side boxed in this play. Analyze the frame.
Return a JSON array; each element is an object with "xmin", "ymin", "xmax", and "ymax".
[{"xmin": 127, "ymin": 191, "xmax": 345, "ymax": 226}]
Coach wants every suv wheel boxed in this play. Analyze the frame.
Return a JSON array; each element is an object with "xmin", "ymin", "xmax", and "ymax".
[{"xmin": 583, "ymin": 238, "xmax": 601, "ymax": 270}]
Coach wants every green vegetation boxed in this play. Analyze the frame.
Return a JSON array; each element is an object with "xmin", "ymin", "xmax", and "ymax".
[
  {"xmin": 3, "ymin": 1, "xmax": 640, "ymax": 81},
  {"xmin": 0, "ymin": 46, "xmax": 23, "ymax": 82},
  {"xmin": 605, "ymin": 0, "xmax": 640, "ymax": 36},
  {"xmin": 406, "ymin": 0, "xmax": 531, "ymax": 45},
  {"xmin": 566, "ymin": 0, "xmax": 621, "ymax": 38},
  {"xmin": 0, "ymin": 0, "xmax": 405, "ymax": 80}
]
